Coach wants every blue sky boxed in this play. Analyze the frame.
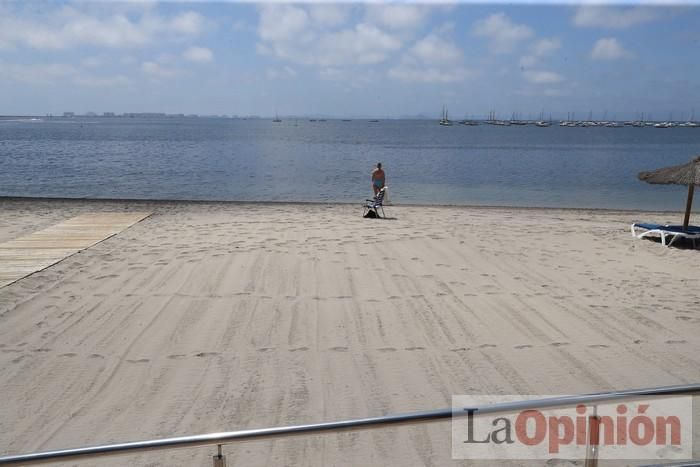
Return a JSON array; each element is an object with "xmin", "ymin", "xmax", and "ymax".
[{"xmin": 1, "ymin": 1, "xmax": 699, "ymax": 119}]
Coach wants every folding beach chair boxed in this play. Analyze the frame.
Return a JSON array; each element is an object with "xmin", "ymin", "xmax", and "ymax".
[
  {"xmin": 631, "ymin": 223, "xmax": 700, "ymax": 248},
  {"xmin": 363, "ymin": 187, "xmax": 387, "ymax": 218}
]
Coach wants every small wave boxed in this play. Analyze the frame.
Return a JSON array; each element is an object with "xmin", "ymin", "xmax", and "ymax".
[{"xmin": 0, "ymin": 118, "xmax": 44, "ymax": 123}]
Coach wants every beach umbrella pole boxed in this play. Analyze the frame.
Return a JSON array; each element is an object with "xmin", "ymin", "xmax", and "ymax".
[{"xmin": 683, "ymin": 184, "xmax": 694, "ymax": 230}]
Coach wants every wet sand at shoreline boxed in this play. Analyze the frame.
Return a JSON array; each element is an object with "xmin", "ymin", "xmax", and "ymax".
[{"xmin": 1, "ymin": 198, "xmax": 698, "ymax": 466}]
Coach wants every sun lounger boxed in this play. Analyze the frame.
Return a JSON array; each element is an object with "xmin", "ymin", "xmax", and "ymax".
[
  {"xmin": 363, "ymin": 188, "xmax": 386, "ymax": 218},
  {"xmin": 631, "ymin": 223, "xmax": 700, "ymax": 247}
]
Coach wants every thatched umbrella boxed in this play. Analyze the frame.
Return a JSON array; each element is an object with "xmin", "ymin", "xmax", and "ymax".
[{"xmin": 639, "ymin": 156, "xmax": 700, "ymax": 230}]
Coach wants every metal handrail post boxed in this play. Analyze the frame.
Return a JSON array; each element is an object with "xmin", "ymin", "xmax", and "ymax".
[
  {"xmin": 212, "ymin": 444, "xmax": 226, "ymax": 467},
  {"xmin": 584, "ymin": 405, "xmax": 600, "ymax": 467}
]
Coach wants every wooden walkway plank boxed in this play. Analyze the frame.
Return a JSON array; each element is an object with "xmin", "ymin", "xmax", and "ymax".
[{"xmin": 0, "ymin": 212, "xmax": 151, "ymax": 288}]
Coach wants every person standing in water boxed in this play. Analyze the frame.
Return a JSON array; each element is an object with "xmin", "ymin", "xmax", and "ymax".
[{"xmin": 371, "ymin": 162, "xmax": 385, "ymax": 196}]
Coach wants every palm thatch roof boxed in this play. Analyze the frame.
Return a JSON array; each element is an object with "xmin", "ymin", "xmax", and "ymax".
[{"xmin": 639, "ymin": 156, "xmax": 700, "ymax": 185}]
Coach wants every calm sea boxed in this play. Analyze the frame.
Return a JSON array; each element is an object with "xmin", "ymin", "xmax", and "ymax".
[{"xmin": 1, "ymin": 116, "xmax": 699, "ymax": 211}]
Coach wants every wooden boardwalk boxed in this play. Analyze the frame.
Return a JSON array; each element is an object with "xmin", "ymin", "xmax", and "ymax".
[{"xmin": 0, "ymin": 212, "xmax": 151, "ymax": 288}]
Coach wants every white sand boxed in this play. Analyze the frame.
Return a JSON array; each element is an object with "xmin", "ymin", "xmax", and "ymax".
[{"xmin": 0, "ymin": 198, "xmax": 698, "ymax": 466}]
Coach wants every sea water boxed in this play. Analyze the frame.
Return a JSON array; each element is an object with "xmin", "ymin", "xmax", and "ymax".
[{"xmin": 1, "ymin": 116, "xmax": 699, "ymax": 211}]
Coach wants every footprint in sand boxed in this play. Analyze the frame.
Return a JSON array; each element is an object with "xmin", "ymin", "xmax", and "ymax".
[
  {"xmin": 676, "ymin": 316, "xmax": 695, "ymax": 321},
  {"xmin": 94, "ymin": 274, "xmax": 119, "ymax": 280},
  {"xmin": 289, "ymin": 347, "xmax": 309, "ymax": 352},
  {"xmin": 514, "ymin": 344, "xmax": 533, "ymax": 349},
  {"xmin": 194, "ymin": 352, "xmax": 220, "ymax": 358},
  {"xmin": 587, "ymin": 344, "xmax": 609, "ymax": 349},
  {"xmin": 89, "ymin": 354, "xmax": 104, "ymax": 359},
  {"xmin": 378, "ymin": 347, "xmax": 397, "ymax": 352},
  {"xmin": 330, "ymin": 346, "xmax": 348, "ymax": 352},
  {"xmin": 665, "ymin": 339, "xmax": 687, "ymax": 345},
  {"xmin": 59, "ymin": 353, "xmax": 78, "ymax": 358},
  {"xmin": 450, "ymin": 347, "xmax": 468, "ymax": 352},
  {"xmin": 126, "ymin": 358, "xmax": 150, "ymax": 363},
  {"xmin": 405, "ymin": 346, "xmax": 425, "ymax": 351},
  {"xmin": 479, "ymin": 344, "xmax": 497, "ymax": 349},
  {"xmin": 167, "ymin": 354, "xmax": 187, "ymax": 360},
  {"xmin": 550, "ymin": 342, "xmax": 569, "ymax": 347}
]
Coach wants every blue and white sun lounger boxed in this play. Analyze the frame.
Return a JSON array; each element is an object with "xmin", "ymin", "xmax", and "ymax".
[
  {"xmin": 631, "ymin": 223, "xmax": 700, "ymax": 247},
  {"xmin": 363, "ymin": 187, "xmax": 387, "ymax": 218}
]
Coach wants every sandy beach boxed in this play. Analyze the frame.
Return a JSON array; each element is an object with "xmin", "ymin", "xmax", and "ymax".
[{"xmin": 1, "ymin": 198, "xmax": 699, "ymax": 466}]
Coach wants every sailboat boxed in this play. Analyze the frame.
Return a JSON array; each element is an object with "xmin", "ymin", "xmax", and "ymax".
[
  {"xmin": 535, "ymin": 110, "xmax": 551, "ymax": 127},
  {"xmin": 272, "ymin": 111, "xmax": 281, "ymax": 123},
  {"xmin": 680, "ymin": 109, "xmax": 700, "ymax": 128},
  {"xmin": 439, "ymin": 106, "xmax": 453, "ymax": 126},
  {"xmin": 460, "ymin": 114, "xmax": 479, "ymax": 126}
]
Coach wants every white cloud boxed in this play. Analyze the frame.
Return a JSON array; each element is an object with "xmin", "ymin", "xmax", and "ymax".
[
  {"xmin": 388, "ymin": 33, "xmax": 470, "ymax": 84},
  {"xmin": 0, "ymin": 60, "xmax": 129, "ymax": 88},
  {"xmin": 183, "ymin": 46, "xmax": 213, "ymax": 63},
  {"xmin": 257, "ymin": 4, "xmax": 436, "ymax": 69},
  {"xmin": 315, "ymin": 24, "xmax": 401, "ymax": 66},
  {"xmin": 520, "ymin": 37, "xmax": 561, "ymax": 69},
  {"xmin": 410, "ymin": 34, "xmax": 462, "ymax": 65},
  {"xmin": 472, "ymin": 13, "xmax": 534, "ymax": 54},
  {"xmin": 0, "ymin": 62, "xmax": 77, "ymax": 84},
  {"xmin": 308, "ymin": 5, "xmax": 349, "ymax": 29},
  {"xmin": 169, "ymin": 11, "xmax": 205, "ymax": 35},
  {"xmin": 258, "ymin": 5, "xmax": 311, "ymax": 43},
  {"xmin": 365, "ymin": 5, "xmax": 427, "ymax": 31},
  {"xmin": 573, "ymin": 6, "xmax": 657, "ymax": 29},
  {"xmin": 0, "ymin": 5, "xmax": 205, "ymax": 50},
  {"xmin": 257, "ymin": 5, "xmax": 402, "ymax": 68},
  {"xmin": 532, "ymin": 38, "xmax": 561, "ymax": 57},
  {"xmin": 141, "ymin": 61, "xmax": 176, "ymax": 79},
  {"xmin": 523, "ymin": 70, "xmax": 564, "ymax": 84},
  {"xmin": 591, "ymin": 37, "xmax": 632, "ymax": 60}
]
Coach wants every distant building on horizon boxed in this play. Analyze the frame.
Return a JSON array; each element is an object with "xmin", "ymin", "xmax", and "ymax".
[
  {"xmin": 63, "ymin": 112, "xmax": 75, "ymax": 117},
  {"xmin": 123, "ymin": 112, "xmax": 166, "ymax": 118},
  {"xmin": 103, "ymin": 112, "xmax": 115, "ymax": 117}
]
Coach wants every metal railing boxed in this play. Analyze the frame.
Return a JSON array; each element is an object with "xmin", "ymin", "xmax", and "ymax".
[{"xmin": 0, "ymin": 383, "xmax": 698, "ymax": 466}]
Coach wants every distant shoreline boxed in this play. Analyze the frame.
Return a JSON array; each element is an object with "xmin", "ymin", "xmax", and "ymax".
[{"xmin": 0, "ymin": 195, "xmax": 687, "ymax": 215}]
